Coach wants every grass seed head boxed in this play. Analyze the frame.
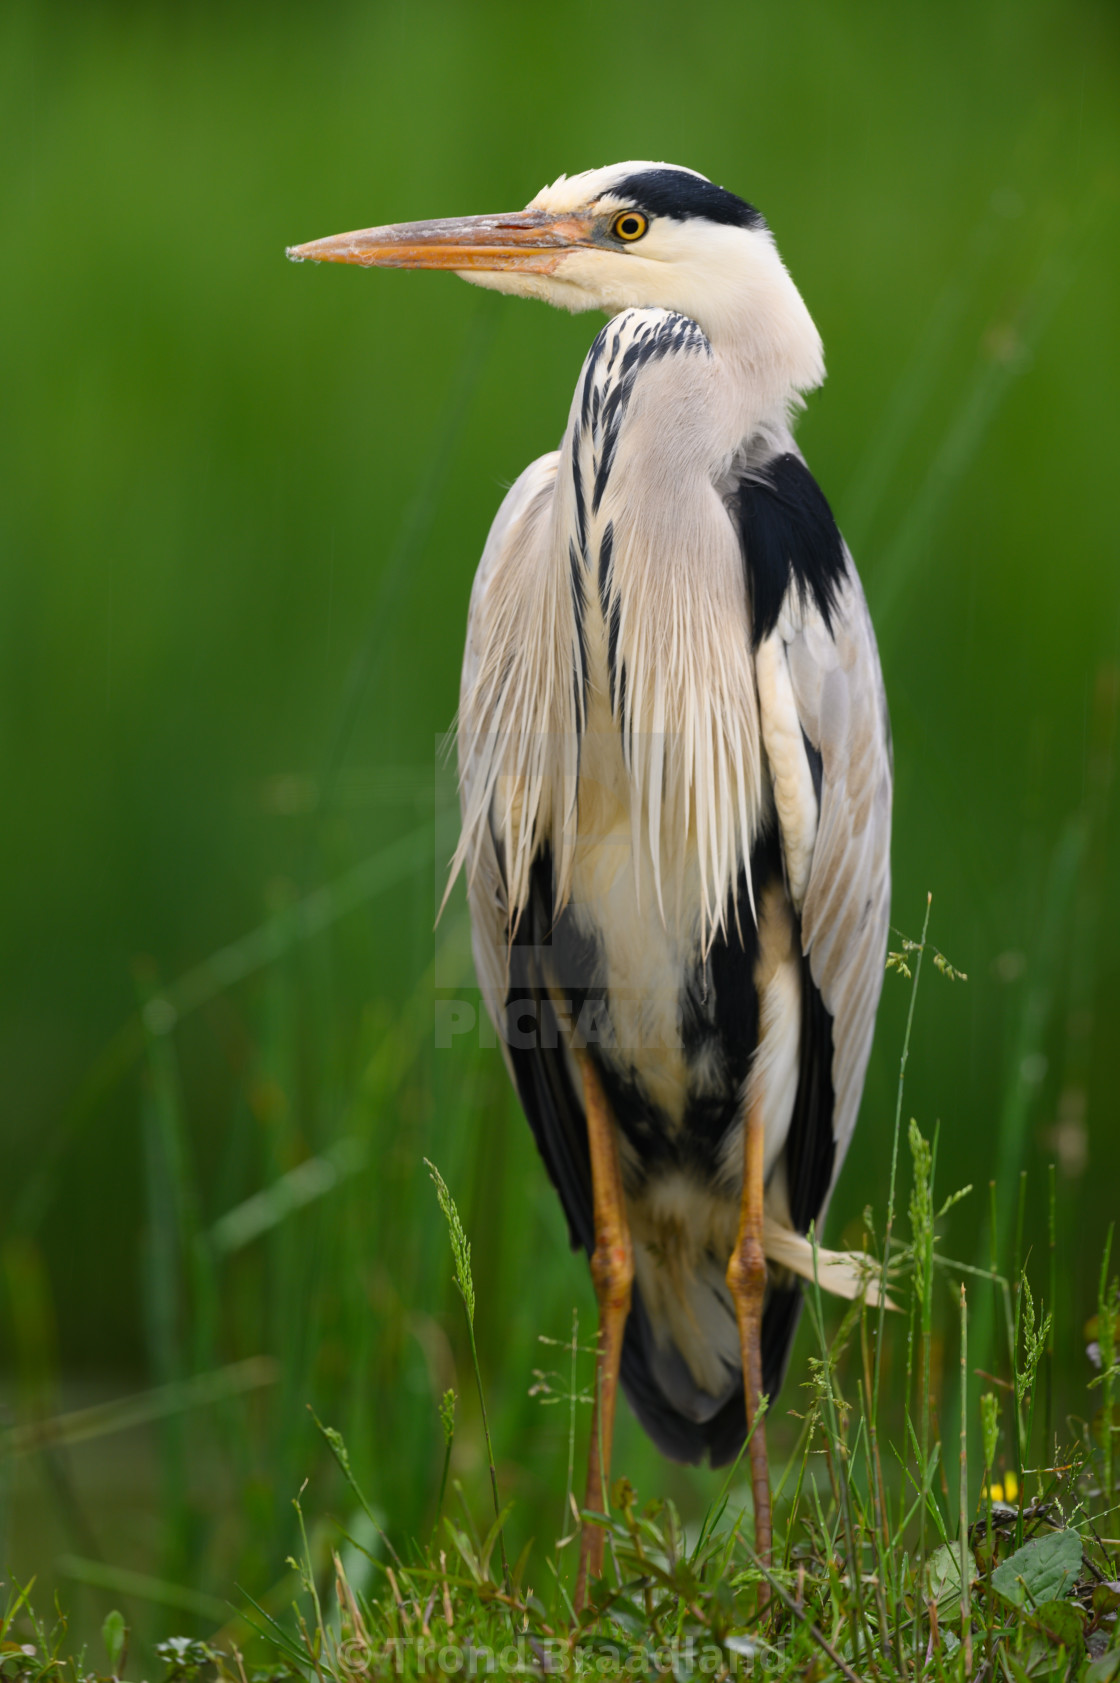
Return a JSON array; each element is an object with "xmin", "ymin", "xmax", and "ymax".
[{"xmin": 425, "ymin": 1158, "xmax": 476, "ymax": 1328}]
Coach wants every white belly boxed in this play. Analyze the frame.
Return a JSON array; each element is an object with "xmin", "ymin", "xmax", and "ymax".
[{"xmin": 567, "ymin": 744, "xmax": 697, "ymax": 1126}]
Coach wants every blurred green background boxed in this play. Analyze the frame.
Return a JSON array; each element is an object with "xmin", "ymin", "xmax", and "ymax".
[{"xmin": 2, "ymin": 0, "xmax": 1118, "ymax": 1657}]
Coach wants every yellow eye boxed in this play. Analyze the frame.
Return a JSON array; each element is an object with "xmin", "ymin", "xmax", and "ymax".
[{"xmin": 611, "ymin": 210, "xmax": 648, "ymax": 242}]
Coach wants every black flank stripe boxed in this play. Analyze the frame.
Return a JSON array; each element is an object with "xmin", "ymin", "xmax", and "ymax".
[
  {"xmin": 597, "ymin": 1062, "xmax": 674, "ymax": 1180},
  {"xmin": 785, "ymin": 950, "xmax": 837, "ymax": 1234},
  {"xmin": 677, "ymin": 843, "xmax": 776, "ymax": 1167}
]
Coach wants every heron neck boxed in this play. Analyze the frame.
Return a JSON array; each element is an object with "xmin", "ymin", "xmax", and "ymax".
[{"xmin": 694, "ymin": 264, "xmax": 825, "ymax": 439}]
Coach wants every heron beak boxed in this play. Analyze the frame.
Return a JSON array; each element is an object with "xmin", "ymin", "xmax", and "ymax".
[{"xmin": 285, "ymin": 209, "xmax": 594, "ymax": 274}]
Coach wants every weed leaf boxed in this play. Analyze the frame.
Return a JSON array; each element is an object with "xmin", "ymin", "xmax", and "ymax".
[
  {"xmin": 1026, "ymin": 1598, "xmax": 1086, "ymax": 1657},
  {"xmin": 992, "ymin": 1528, "xmax": 1082, "ymax": 1608},
  {"xmin": 927, "ymin": 1542, "xmax": 970, "ymax": 1611}
]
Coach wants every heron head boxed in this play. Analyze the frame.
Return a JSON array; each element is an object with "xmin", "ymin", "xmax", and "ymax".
[{"xmin": 287, "ymin": 161, "xmax": 823, "ymax": 392}]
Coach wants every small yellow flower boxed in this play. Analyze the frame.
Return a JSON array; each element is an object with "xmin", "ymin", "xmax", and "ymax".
[{"xmin": 982, "ymin": 1470, "xmax": 1019, "ymax": 1503}]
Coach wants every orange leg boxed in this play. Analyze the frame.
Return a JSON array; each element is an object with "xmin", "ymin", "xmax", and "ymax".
[
  {"xmin": 726, "ymin": 1093, "xmax": 772, "ymax": 1579},
  {"xmin": 574, "ymin": 1050, "xmax": 634, "ymax": 1612}
]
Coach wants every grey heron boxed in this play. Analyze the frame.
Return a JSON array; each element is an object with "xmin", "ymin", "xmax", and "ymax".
[{"xmin": 288, "ymin": 161, "xmax": 892, "ymax": 1598}]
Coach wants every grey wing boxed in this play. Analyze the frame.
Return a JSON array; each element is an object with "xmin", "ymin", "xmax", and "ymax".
[
  {"xmin": 456, "ymin": 452, "xmax": 595, "ymax": 1256},
  {"xmin": 786, "ymin": 570, "xmax": 892, "ymax": 1175},
  {"xmin": 739, "ymin": 446, "xmax": 892, "ymax": 1215},
  {"xmin": 754, "ymin": 564, "xmax": 892, "ymax": 1228},
  {"xmin": 457, "ymin": 450, "xmax": 559, "ymax": 1047}
]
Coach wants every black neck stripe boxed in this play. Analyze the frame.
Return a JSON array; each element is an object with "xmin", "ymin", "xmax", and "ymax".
[{"xmin": 609, "ymin": 168, "xmax": 765, "ymax": 231}]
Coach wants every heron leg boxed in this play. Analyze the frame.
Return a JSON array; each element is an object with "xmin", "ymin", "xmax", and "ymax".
[
  {"xmin": 574, "ymin": 1049, "xmax": 633, "ymax": 1612},
  {"xmin": 726, "ymin": 1093, "xmax": 772, "ymax": 1576}
]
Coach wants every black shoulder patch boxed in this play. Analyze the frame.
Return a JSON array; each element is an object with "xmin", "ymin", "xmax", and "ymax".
[
  {"xmin": 611, "ymin": 168, "xmax": 765, "ymax": 231},
  {"xmin": 734, "ymin": 452, "xmax": 847, "ymax": 646}
]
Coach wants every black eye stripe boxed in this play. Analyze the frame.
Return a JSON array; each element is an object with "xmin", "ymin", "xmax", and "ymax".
[{"xmin": 610, "ymin": 168, "xmax": 765, "ymax": 231}]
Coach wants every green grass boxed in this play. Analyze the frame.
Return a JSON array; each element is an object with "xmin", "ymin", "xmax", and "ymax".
[{"xmin": 5, "ymin": 916, "xmax": 1120, "ymax": 1679}]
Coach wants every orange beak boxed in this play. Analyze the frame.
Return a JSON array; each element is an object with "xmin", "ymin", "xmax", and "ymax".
[{"xmin": 286, "ymin": 209, "xmax": 595, "ymax": 274}]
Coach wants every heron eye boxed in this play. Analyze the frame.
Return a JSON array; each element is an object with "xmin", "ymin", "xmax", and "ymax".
[{"xmin": 611, "ymin": 210, "xmax": 648, "ymax": 242}]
